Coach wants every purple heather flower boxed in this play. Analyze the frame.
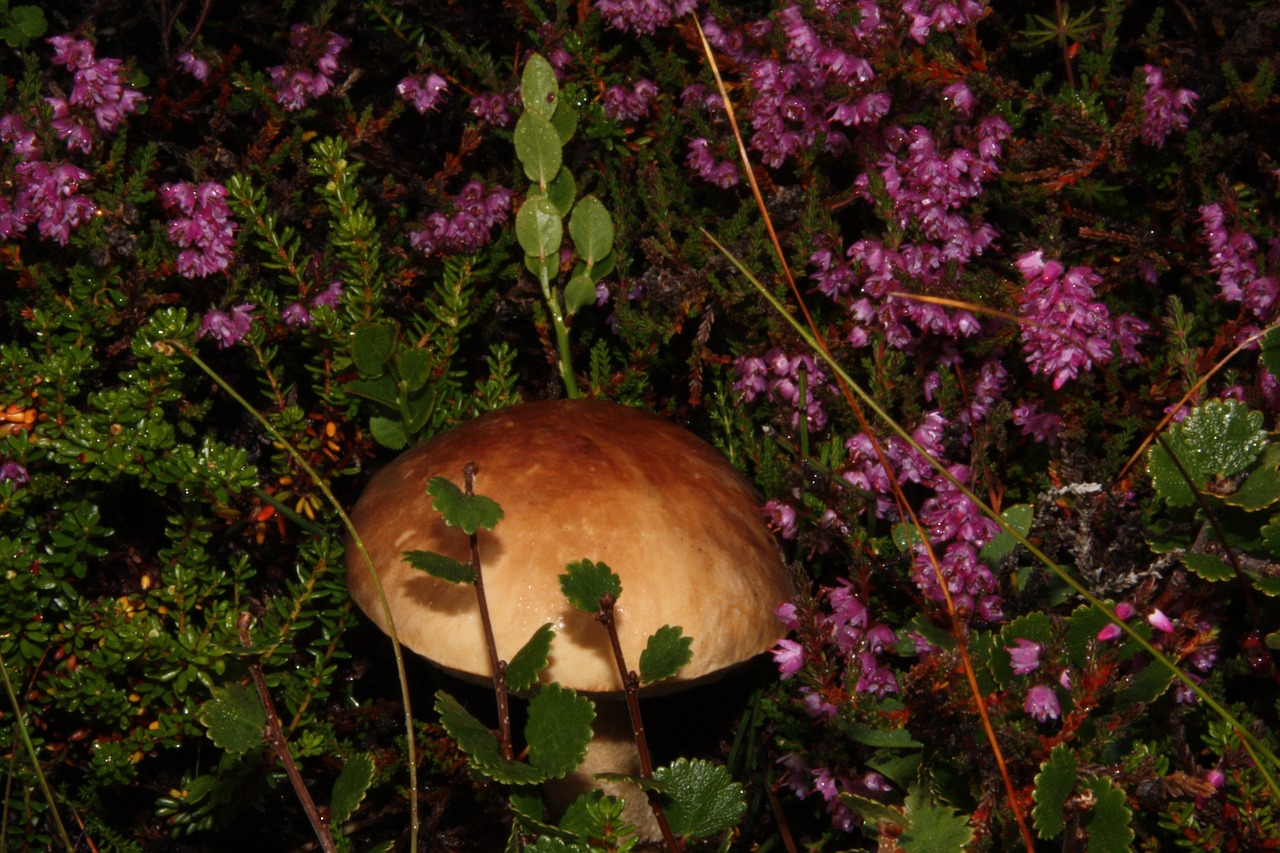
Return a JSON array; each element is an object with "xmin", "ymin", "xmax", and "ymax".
[
  {"xmin": 1024, "ymin": 684, "xmax": 1060, "ymax": 723},
  {"xmin": 595, "ymin": 0, "xmax": 698, "ymax": 34},
  {"xmin": 0, "ymin": 114, "xmax": 39, "ymax": 160},
  {"xmin": 311, "ymin": 280, "xmax": 344, "ymax": 309},
  {"xmin": 409, "ymin": 181, "xmax": 514, "ymax": 256},
  {"xmin": 48, "ymin": 35, "xmax": 96, "ymax": 71},
  {"xmin": 199, "ymin": 304, "xmax": 257, "ymax": 348},
  {"xmin": 1006, "ymin": 638, "xmax": 1042, "ymax": 675},
  {"xmin": 468, "ymin": 92, "xmax": 514, "ymax": 128},
  {"xmin": 176, "ymin": 51, "xmax": 211, "ymax": 82},
  {"xmin": 1147, "ymin": 607, "xmax": 1175, "ymax": 633},
  {"xmin": 1139, "ymin": 65, "xmax": 1198, "ymax": 148},
  {"xmin": 1097, "ymin": 601, "xmax": 1135, "ymax": 641},
  {"xmin": 942, "ymin": 81, "xmax": 974, "ymax": 118},
  {"xmin": 763, "ymin": 498, "xmax": 798, "ymax": 540},
  {"xmin": 0, "ymin": 461, "xmax": 30, "ymax": 484},
  {"xmin": 603, "ymin": 79, "xmax": 658, "ymax": 122},
  {"xmin": 1199, "ymin": 203, "xmax": 1277, "ymax": 320},
  {"xmin": 269, "ymin": 25, "xmax": 348, "ymax": 111},
  {"xmin": 4, "ymin": 161, "xmax": 96, "ymax": 245},
  {"xmin": 686, "ymin": 138, "xmax": 739, "ymax": 188},
  {"xmin": 160, "ymin": 180, "xmax": 237, "ymax": 278},
  {"xmin": 282, "ymin": 302, "xmax": 312, "ymax": 326},
  {"xmin": 398, "ymin": 73, "xmax": 449, "ymax": 114},
  {"xmin": 772, "ymin": 639, "xmax": 805, "ymax": 678},
  {"xmin": 43, "ymin": 35, "xmax": 144, "ymax": 149}
]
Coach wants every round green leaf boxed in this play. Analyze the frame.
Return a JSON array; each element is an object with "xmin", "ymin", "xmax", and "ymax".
[
  {"xmin": 551, "ymin": 101, "xmax": 578, "ymax": 144},
  {"xmin": 516, "ymin": 195, "xmax": 564, "ymax": 260},
  {"xmin": 1147, "ymin": 400, "xmax": 1268, "ymax": 507},
  {"xmin": 563, "ymin": 274, "xmax": 597, "ymax": 316},
  {"xmin": 426, "ymin": 475, "xmax": 505, "ymax": 534},
  {"xmin": 559, "ymin": 559, "xmax": 623, "ymax": 613},
  {"xmin": 520, "ymin": 53, "xmax": 559, "ymax": 120},
  {"xmin": 200, "ymin": 683, "xmax": 266, "ymax": 755},
  {"xmin": 568, "ymin": 195, "xmax": 614, "ymax": 265},
  {"xmin": 544, "ymin": 167, "xmax": 577, "ymax": 216},
  {"xmin": 514, "ymin": 113, "xmax": 563, "ymax": 188}
]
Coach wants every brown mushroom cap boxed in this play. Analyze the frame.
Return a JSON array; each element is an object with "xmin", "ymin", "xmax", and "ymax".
[{"xmin": 346, "ymin": 399, "xmax": 792, "ymax": 694}]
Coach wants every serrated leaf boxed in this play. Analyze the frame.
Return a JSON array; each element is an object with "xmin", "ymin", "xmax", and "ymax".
[
  {"xmin": 563, "ymin": 274, "xmax": 597, "ymax": 316},
  {"xmin": 520, "ymin": 53, "xmax": 559, "ymax": 119},
  {"xmin": 515, "ymin": 113, "xmax": 563, "ymax": 188},
  {"xmin": 1116, "ymin": 661, "xmax": 1177, "ymax": 707},
  {"xmin": 516, "ymin": 194, "xmax": 564, "ymax": 260},
  {"xmin": 898, "ymin": 784, "xmax": 974, "ymax": 852},
  {"xmin": 330, "ymin": 752, "xmax": 375, "ymax": 825},
  {"xmin": 638, "ymin": 625, "xmax": 693, "ymax": 683},
  {"xmin": 526, "ymin": 683, "xmax": 595, "ymax": 779},
  {"xmin": 557, "ymin": 790, "xmax": 627, "ymax": 840},
  {"xmin": 368, "ymin": 416, "xmax": 407, "ymax": 450},
  {"xmin": 435, "ymin": 691, "xmax": 546, "ymax": 784},
  {"xmin": 1182, "ymin": 551, "xmax": 1236, "ymax": 582},
  {"xmin": 1147, "ymin": 400, "xmax": 1268, "ymax": 507},
  {"xmin": 0, "ymin": 7, "xmax": 47, "ymax": 47},
  {"xmin": 849, "ymin": 724, "xmax": 923, "ymax": 749},
  {"xmin": 525, "ymin": 839, "xmax": 592, "ymax": 853},
  {"xmin": 507, "ymin": 623, "xmax": 555, "ymax": 693},
  {"xmin": 568, "ymin": 195, "xmax": 614, "ymax": 265},
  {"xmin": 1224, "ymin": 445, "xmax": 1280, "ymax": 509},
  {"xmin": 560, "ymin": 559, "xmax": 622, "ymax": 612},
  {"xmin": 837, "ymin": 792, "xmax": 909, "ymax": 829},
  {"xmin": 653, "ymin": 758, "xmax": 745, "ymax": 839},
  {"xmin": 1083, "ymin": 776, "xmax": 1134, "ymax": 853},
  {"xmin": 979, "ymin": 504, "xmax": 1034, "ymax": 564},
  {"xmin": 352, "ymin": 323, "xmax": 396, "ymax": 374},
  {"xmin": 426, "ymin": 476, "xmax": 504, "ymax": 535},
  {"xmin": 1032, "ymin": 745, "xmax": 1078, "ymax": 839},
  {"xmin": 200, "ymin": 683, "xmax": 266, "ymax": 754},
  {"xmin": 1065, "ymin": 603, "xmax": 1120, "ymax": 667},
  {"xmin": 403, "ymin": 549, "xmax": 476, "ymax": 584}
]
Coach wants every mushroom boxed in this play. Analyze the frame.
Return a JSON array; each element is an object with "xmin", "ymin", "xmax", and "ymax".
[{"xmin": 346, "ymin": 399, "xmax": 792, "ymax": 837}]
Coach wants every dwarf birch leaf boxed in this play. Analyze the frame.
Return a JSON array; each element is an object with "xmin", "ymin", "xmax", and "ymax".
[
  {"xmin": 1182, "ymin": 551, "xmax": 1235, "ymax": 582},
  {"xmin": 526, "ymin": 683, "xmax": 595, "ymax": 779},
  {"xmin": 563, "ymin": 274, "xmax": 597, "ymax": 316},
  {"xmin": 514, "ymin": 113, "xmax": 563, "ymax": 188},
  {"xmin": 345, "ymin": 376, "xmax": 398, "ymax": 407},
  {"xmin": 838, "ymin": 793, "xmax": 909, "ymax": 829},
  {"xmin": 520, "ymin": 53, "xmax": 559, "ymax": 120},
  {"xmin": 368, "ymin": 416, "xmax": 408, "ymax": 450},
  {"xmin": 200, "ymin": 683, "xmax": 266, "ymax": 754},
  {"xmin": 403, "ymin": 549, "xmax": 475, "ymax": 584},
  {"xmin": 1032, "ymin": 745, "xmax": 1077, "ymax": 839},
  {"xmin": 516, "ymin": 194, "xmax": 564, "ymax": 259},
  {"xmin": 426, "ymin": 476, "xmax": 504, "ymax": 534},
  {"xmin": 1117, "ymin": 661, "xmax": 1177, "ymax": 707},
  {"xmin": 568, "ymin": 195, "xmax": 614, "ymax": 265},
  {"xmin": 1147, "ymin": 400, "xmax": 1267, "ymax": 507},
  {"xmin": 0, "ymin": 7, "xmax": 48, "ymax": 48},
  {"xmin": 849, "ymin": 724, "xmax": 923, "ymax": 749},
  {"xmin": 653, "ymin": 758, "xmax": 745, "ymax": 839},
  {"xmin": 507, "ymin": 623, "xmax": 556, "ymax": 693},
  {"xmin": 397, "ymin": 347, "xmax": 432, "ymax": 392},
  {"xmin": 560, "ymin": 559, "xmax": 622, "ymax": 612},
  {"xmin": 526, "ymin": 839, "xmax": 591, "ymax": 853},
  {"xmin": 330, "ymin": 752, "xmax": 375, "ymax": 825},
  {"xmin": 435, "ymin": 691, "xmax": 546, "ymax": 785},
  {"xmin": 638, "ymin": 625, "xmax": 693, "ymax": 683},
  {"xmin": 898, "ymin": 783, "xmax": 974, "ymax": 852},
  {"xmin": 352, "ymin": 323, "xmax": 396, "ymax": 374},
  {"xmin": 979, "ymin": 504, "xmax": 1034, "ymax": 564},
  {"xmin": 1083, "ymin": 776, "xmax": 1134, "ymax": 853}
]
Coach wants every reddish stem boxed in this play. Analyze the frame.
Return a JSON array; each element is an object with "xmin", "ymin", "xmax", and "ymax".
[{"xmin": 464, "ymin": 462, "xmax": 514, "ymax": 760}]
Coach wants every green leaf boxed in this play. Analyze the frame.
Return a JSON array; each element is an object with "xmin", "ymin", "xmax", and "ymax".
[
  {"xmin": 352, "ymin": 323, "xmax": 396, "ymax": 374},
  {"xmin": 1182, "ymin": 551, "xmax": 1235, "ymax": 582},
  {"xmin": 1147, "ymin": 400, "xmax": 1268, "ymax": 507},
  {"xmin": 559, "ymin": 559, "xmax": 623, "ymax": 613},
  {"xmin": 507, "ymin": 623, "xmax": 556, "ymax": 693},
  {"xmin": 898, "ymin": 784, "xmax": 974, "ymax": 852},
  {"xmin": 514, "ymin": 113, "xmax": 563, "ymax": 188},
  {"xmin": 200, "ymin": 683, "xmax": 266, "ymax": 754},
  {"xmin": 397, "ymin": 347, "xmax": 433, "ymax": 393},
  {"xmin": 849, "ymin": 724, "xmax": 923, "ymax": 749},
  {"xmin": 978, "ymin": 504, "xmax": 1034, "ymax": 564},
  {"xmin": 1083, "ymin": 776, "xmax": 1135, "ymax": 853},
  {"xmin": 0, "ymin": 6, "xmax": 47, "ymax": 48},
  {"xmin": 544, "ymin": 167, "xmax": 577, "ymax": 216},
  {"xmin": 837, "ymin": 793, "xmax": 909, "ymax": 829},
  {"xmin": 563, "ymin": 274, "xmax": 598, "ymax": 316},
  {"xmin": 403, "ymin": 549, "xmax": 476, "ymax": 584},
  {"xmin": 368, "ymin": 416, "xmax": 407, "ymax": 450},
  {"xmin": 426, "ymin": 476, "xmax": 504, "ymax": 535},
  {"xmin": 1032, "ymin": 745, "xmax": 1078, "ymax": 839},
  {"xmin": 520, "ymin": 53, "xmax": 559, "ymax": 120},
  {"xmin": 990, "ymin": 611, "xmax": 1054, "ymax": 687},
  {"xmin": 1116, "ymin": 661, "xmax": 1177, "ymax": 707},
  {"xmin": 557, "ymin": 790, "xmax": 629, "ymax": 842},
  {"xmin": 638, "ymin": 625, "xmax": 693, "ymax": 684},
  {"xmin": 1224, "ymin": 444, "xmax": 1280, "ymax": 509},
  {"xmin": 1261, "ymin": 327, "xmax": 1280, "ymax": 376},
  {"xmin": 551, "ymin": 101, "xmax": 578, "ymax": 144},
  {"xmin": 1065, "ymin": 603, "xmax": 1114, "ymax": 667},
  {"xmin": 568, "ymin": 195, "xmax": 614, "ymax": 265},
  {"xmin": 345, "ymin": 375, "xmax": 399, "ymax": 407},
  {"xmin": 330, "ymin": 752, "xmax": 375, "ymax": 825},
  {"xmin": 526, "ymin": 683, "xmax": 595, "ymax": 779},
  {"xmin": 516, "ymin": 194, "xmax": 564, "ymax": 260},
  {"xmin": 653, "ymin": 758, "xmax": 745, "ymax": 839},
  {"xmin": 525, "ymin": 839, "xmax": 593, "ymax": 853},
  {"xmin": 435, "ymin": 691, "xmax": 546, "ymax": 785}
]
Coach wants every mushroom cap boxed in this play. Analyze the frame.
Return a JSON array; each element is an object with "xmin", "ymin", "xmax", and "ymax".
[{"xmin": 346, "ymin": 399, "xmax": 792, "ymax": 694}]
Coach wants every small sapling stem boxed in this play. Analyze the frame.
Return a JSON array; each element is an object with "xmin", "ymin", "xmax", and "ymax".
[
  {"xmin": 595, "ymin": 593, "xmax": 682, "ymax": 853},
  {"xmin": 463, "ymin": 462, "xmax": 514, "ymax": 760}
]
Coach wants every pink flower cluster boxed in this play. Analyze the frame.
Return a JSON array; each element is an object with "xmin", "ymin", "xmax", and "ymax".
[
  {"xmin": 603, "ymin": 79, "xmax": 657, "ymax": 122},
  {"xmin": 1016, "ymin": 251, "xmax": 1149, "ymax": 389},
  {"xmin": 47, "ymin": 35, "xmax": 145, "ymax": 152},
  {"xmin": 268, "ymin": 25, "xmax": 349, "ymax": 111},
  {"xmin": 160, "ymin": 181, "xmax": 237, "ymax": 279},
  {"xmin": 733, "ymin": 348, "xmax": 834, "ymax": 431},
  {"xmin": 595, "ymin": 0, "xmax": 697, "ymax": 34},
  {"xmin": 1002, "ymin": 637, "xmax": 1069, "ymax": 723},
  {"xmin": 199, "ymin": 303, "xmax": 257, "ymax": 348},
  {"xmin": 779, "ymin": 754, "xmax": 893, "ymax": 834},
  {"xmin": 0, "ymin": 158, "xmax": 96, "ymax": 245},
  {"xmin": 1199, "ymin": 203, "xmax": 1278, "ymax": 321},
  {"xmin": 397, "ymin": 73, "xmax": 449, "ymax": 114},
  {"xmin": 283, "ymin": 280, "xmax": 344, "ymax": 327},
  {"xmin": 1139, "ymin": 64, "xmax": 1198, "ymax": 148},
  {"xmin": 686, "ymin": 138, "xmax": 739, "ymax": 188},
  {"xmin": 408, "ymin": 181, "xmax": 514, "ymax": 256}
]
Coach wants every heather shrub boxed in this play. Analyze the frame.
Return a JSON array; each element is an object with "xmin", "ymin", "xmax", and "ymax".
[{"xmin": 1, "ymin": 0, "xmax": 1277, "ymax": 850}]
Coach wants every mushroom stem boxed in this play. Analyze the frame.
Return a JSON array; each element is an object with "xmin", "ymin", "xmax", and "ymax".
[
  {"xmin": 596, "ymin": 594, "xmax": 681, "ymax": 852},
  {"xmin": 466, "ymin": 462, "xmax": 514, "ymax": 760}
]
